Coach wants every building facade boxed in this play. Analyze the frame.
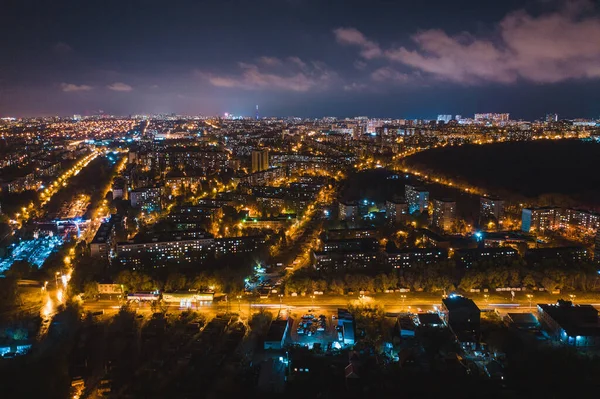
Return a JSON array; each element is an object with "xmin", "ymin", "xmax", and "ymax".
[{"xmin": 431, "ymin": 198, "xmax": 456, "ymax": 232}]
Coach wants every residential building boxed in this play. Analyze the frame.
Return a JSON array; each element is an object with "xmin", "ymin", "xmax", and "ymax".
[
  {"xmin": 130, "ymin": 186, "xmax": 163, "ymax": 211},
  {"xmin": 385, "ymin": 199, "xmax": 408, "ymax": 224},
  {"xmin": 384, "ymin": 248, "xmax": 448, "ymax": 269},
  {"xmin": 521, "ymin": 207, "xmax": 559, "ymax": 233},
  {"xmin": 595, "ymin": 229, "xmax": 600, "ymax": 260},
  {"xmin": 437, "ymin": 114, "xmax": 453, "ymax": 123},
  {"xmin": 251, "ymin": 149, "xmax": 269, "ymax": 173},
  {"xmin": 312, "ymin": 251, "xmax": 378, "ymax": 271},
  {"xmin": 322, "ymin": 238, "xmax": 379, "ymax": 253},
  {"xmin": 453, "ymin": 248, "xmax": 519, "ymax": 268},
  {"xmin": 90, "ymin": 221, "xmax": 116, "ymax": 259},
  {"xmin": 116, "ymin": 231, "xmax": 215, "ymax": 269},
  {"xmin": 405, "ymin": 184, "xmax": 429, "ymax": 214},
  {"xmin": 525, "ymin": 246, "xmax": 590, "ymax": 264},
  {"xmin": 339, "ymin": 201, "xmax": 358, "ymax": 221},
  {"xmin": 480, "ymin": 196, "xmax": 504, "ymax": 222},
  {"xmin": 431, "ymin": 198, "xmax": 456, "ymax": 232}
]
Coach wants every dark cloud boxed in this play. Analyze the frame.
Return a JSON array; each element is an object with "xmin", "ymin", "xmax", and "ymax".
[{"xmin": 337, "ymin": 1, "xmax": 600, "ymax": 85}]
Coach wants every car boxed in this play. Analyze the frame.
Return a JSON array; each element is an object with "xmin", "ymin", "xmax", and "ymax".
[{"xmin": 2, "ymin": 352, "xmax": 17, "ymax": 359}]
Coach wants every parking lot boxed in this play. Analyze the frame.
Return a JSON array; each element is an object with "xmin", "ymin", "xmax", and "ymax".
[{"xmin": 288, "ymin": 308, "xmax": 339, "ymax": 350}]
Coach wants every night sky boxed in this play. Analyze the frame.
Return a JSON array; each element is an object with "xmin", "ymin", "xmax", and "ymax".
[{"xmin": 2, "ymin": 0, "xmax": 600, "ymax": 119}]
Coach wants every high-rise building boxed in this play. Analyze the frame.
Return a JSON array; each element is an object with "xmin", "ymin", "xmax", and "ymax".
[
  {"xmin": 366, "ymin": 119, "xmax": 384, "ymax": 135},
  {"xmin": 339, "ymin": 201, "xmax": 358, "ymax": 221},
  {"xmin": 431, "ymin": 198, "xmax": 456, "ymax": 232},
  {"xmin": 474, "ymin": 113, "xmax": 510, "ymax": 122},
  {"xmin": 521, "ymin": 207, "xmax": 559, "ymax": 233},
  {"xmin": 437, "ymin": 114, "xmax": 453, "ymax": 123},
  {"xmin": 546, "ymin": 113, "xmax": 558, "ymax": 123},
  {"xmin": 480, "ymin": 196, "xmax": 504, "ymax": 221},
  {"xmin": 385, "ymin": 200, "xmax": 408, "ymax": 224},
  {"xmin": 594, "ymin": 229, "xmax": 600, "ymax": 260},
  {"xmin": 405, "ymin": 184, "xmax": 429, "ymax": 214},
  {"xmin": 251, "ymin": 149, "xmax": 269, "ymax": 173}
]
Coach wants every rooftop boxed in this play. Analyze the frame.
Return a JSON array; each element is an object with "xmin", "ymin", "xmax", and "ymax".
[
  {"xmin": 442, "ymin": 295, "xmax": 480, "ymax": 313},
  {"xmin": 538, "ymin": 301, "xmax": 600, "ymax": 337}
]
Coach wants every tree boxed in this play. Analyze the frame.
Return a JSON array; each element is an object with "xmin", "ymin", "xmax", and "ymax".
[
  {"xmin": 83, "ymin": 281, "xmax": 99, "ymax": 300},
  {"xmin": 328, "ymin": 279, "xmax": 345, "ymax": 295},
  {"xmin": 458, "ymin": 272, "xmax": 485, "ymax": 292},
  {"xmin": 522, "ymin": 274, "xmax": 537, "ymax": 288},
  {"xmin": 5, "ymin": 260, "xmax": 34, "ymax": 279},
  {"xmin": 164, "ymin": 273, "xmax": 187, "ymax": 291}
]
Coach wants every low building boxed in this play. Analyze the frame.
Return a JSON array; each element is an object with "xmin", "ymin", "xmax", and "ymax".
[
  {"xmin": 537, "ymin": 301, "xmax": 600, "ymax": 348},
  {"xmin": 416, "ymin": 313, "xmax": 444, "ymax": 328},
  {"xmin": 338, "ymin": 309, "xmax": 356, "ymax": 345},
  {"xmin": 505, "ymin": 313, "xmax": 539, "ymax": 330},
  {"xmin": 483, "ymin": 231, "xmax": 535, "ymax": 249},
  {"xmin": 441, "ymin": 295, "xmax": 481, "ymax": 343},
  {"xmin": 97, "ymin": 283, "xmax": 122, "ymax": 296},
  {"xmin": 241, "ymin": 214, "xmax": 296, "ymax": 230},
  {"xmin": 417, "ymin": 229, "xmax": 451, "ymax": 249},
  {"xmin": 396, "ymin": 315, "xmax": 416, "ymax": 337},
  {"xmin": 264, "ymin": 318, "xmax": 291, "ymax": 350}
]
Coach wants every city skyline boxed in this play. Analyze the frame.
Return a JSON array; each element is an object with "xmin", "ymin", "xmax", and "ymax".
[{"xmin": 2, "ymin": 0, "xmax": 600, "ymax": 118}]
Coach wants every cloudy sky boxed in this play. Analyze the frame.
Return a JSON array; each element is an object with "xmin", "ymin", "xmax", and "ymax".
[{"xmin": 1, "ymin": 0, "xmax": 600, "ymax": 119}]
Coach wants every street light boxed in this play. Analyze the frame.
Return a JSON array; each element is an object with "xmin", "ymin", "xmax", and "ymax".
[
  {"xmin": 526, "ymin": 294, "xmax": 533, "ymax": 309},
  {"xmin": 484, "ymin": 294, "xmax": 489, "ymax": 303},
  {"xmin": 569, "ymin": 294, "xmax": 576, "ymax": 304},
  {"xmin": 236, "ymin": 295, "xmax": 242, "ymax": 311},
  {"xmin": 400, "ymin": 294, "xmax": 406, "ymax": 310},
  {"xmin": 278, "ymin": 294, "xmax": 284, "ymax": 310}
]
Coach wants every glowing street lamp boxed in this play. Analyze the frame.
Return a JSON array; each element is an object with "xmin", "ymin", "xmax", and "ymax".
[{"xmin": 526, "ymin": 294, "xmax": 533, "ymax": 309}]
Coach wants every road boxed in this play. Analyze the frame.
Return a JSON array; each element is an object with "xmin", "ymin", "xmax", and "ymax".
[{"xmin": 82, "ymin": 290, "xmax": 598, "ymax": 320}]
